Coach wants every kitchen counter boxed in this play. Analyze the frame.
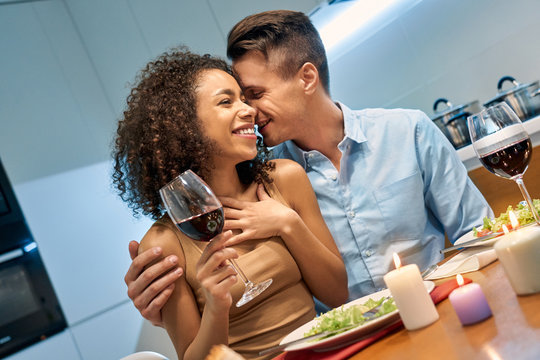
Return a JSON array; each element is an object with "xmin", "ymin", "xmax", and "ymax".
[{"xmin": 457, "ymin": 115, "xmax": 540, "ymax": 171}]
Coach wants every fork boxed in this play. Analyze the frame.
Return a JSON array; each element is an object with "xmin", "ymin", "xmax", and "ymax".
[{"xmin": 362, "ymin": 296, "xmax": 391, "ymax": 319}]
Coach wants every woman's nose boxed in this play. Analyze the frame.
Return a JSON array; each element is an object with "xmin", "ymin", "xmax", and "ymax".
[{"xmin": 239, "ymin": 103, "xmax": 257, "ymax": 120}]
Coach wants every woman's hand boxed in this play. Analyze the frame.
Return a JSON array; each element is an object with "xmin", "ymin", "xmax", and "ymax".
[
  {"xmin": 196, "ymin": 231, "xmax": 239, "ymax": 311},
  {"xmin": 220, "ymin": 184, "xmax": 297, "ymax": 246}
]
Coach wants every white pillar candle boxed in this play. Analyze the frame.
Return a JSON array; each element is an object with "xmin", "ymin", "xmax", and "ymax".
[
  {"xmin": 383, "ymin": 253, "xmax": 439, "ymax": 330},
  {"xmin": 494, "ymin": 223, "xmax": 540, "ymax": 295}
]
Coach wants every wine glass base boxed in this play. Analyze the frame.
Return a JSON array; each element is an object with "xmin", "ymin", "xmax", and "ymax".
[{"xmin": 236, "ymin": 278, "xmax": 273, "ymax": 307}]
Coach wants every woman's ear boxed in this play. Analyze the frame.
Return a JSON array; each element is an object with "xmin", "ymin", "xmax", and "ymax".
[{"xmin": 298, "ymin": 62, "xmax": 319, "ymax": 95}]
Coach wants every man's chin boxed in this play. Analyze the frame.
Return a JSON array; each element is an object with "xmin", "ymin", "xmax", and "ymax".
[{"xmin": 261, "ymin": 136, "xmax": 280, "ymax": 148}]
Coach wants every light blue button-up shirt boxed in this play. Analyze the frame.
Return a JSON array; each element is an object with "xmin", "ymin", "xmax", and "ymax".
[{"xmin": 272, "ymin": 103, "xmax": 493, "ymax": 300}]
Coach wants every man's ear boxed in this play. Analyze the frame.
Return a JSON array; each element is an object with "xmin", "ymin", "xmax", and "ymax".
[{"xmin": 298, "ymin": 62, "xmax": 319, "ymax": 95}]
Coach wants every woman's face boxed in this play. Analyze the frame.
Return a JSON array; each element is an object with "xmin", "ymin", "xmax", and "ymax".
[{"xmin": 196, "ymin": 69, "xmax": 258, "ymax": 166}]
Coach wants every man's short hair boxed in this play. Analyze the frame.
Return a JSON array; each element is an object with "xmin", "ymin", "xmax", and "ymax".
[{"xmin": 227, "ymin": 10, "xmax": 330, "ymax": 94}]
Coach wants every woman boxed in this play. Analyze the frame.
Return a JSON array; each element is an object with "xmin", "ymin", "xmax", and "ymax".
[{"xmin": 112, "ymin": 48, "xmax": 347, "ymax": 359}]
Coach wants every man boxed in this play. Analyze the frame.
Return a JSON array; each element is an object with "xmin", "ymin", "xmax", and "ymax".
[{"xmin": 124, "ymin": 10, "xmax": 492, "ymax": 326}]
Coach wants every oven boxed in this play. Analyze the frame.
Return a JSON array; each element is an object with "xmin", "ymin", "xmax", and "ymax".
[{"xmin": 0, "ymin": 159, "xmax": 66, "ymax": 358}]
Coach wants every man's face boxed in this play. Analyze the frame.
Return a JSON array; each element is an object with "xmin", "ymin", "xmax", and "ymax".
[{"xmin": 232, "ymin": 51, "xmax": 305, "ymax": 147}]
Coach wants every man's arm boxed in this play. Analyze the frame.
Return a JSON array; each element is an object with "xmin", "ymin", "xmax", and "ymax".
[
  {"xmin": 415, "ymin": 111, "xmax": 494, "ymax": 242},
  {"xmin": 125, "ymin": 240, "xmax": 183, "ymax": 326}
]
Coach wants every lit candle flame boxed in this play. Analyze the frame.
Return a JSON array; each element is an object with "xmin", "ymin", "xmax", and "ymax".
[
  {"xmin": 502, "ymin": 224, "xmax": 510, "ymax": 235},
  {"xmin": 509, "ymin": 210, "xmax": 519, "ymax": 229},
  {"xmin": 393, "ymin": 252, "xmax": 401, "ymax": 269},
  {"xmin": 456, "ymin": 273, "xmax": 464, "ymax": 286}
]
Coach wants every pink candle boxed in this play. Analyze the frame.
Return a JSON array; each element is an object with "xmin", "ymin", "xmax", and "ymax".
[{"xmin": 448, "ymin": 274, "xmax": 492, "ymax": 325}]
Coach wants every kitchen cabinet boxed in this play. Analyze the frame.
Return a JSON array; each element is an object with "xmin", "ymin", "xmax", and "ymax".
[{"xmin": 4, "ymin": 330, "xmax": 81, "ymax": 360}]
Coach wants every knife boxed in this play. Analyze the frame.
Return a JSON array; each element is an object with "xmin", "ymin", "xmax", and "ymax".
[{"xmin": 440, "ymin": 232, "xmax": 502, "ymax": 254}]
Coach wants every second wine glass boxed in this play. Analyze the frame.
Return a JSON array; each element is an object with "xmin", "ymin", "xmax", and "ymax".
[
  {"xmin": 467, "ymin": 102, "xmax": 540, "ymax": 224},
  {"xmin": 159, "ymin": 169, "xmax": 273, "ymax": 307}
]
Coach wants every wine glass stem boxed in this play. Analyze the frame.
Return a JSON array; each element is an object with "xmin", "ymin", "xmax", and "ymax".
[
  {"xmin": 514, "ymin": 177, "xmax": 540, "ymax": 224},
  {"xmin": 228, "ymin": 259, "xmax": 252, "ymax": 287}
]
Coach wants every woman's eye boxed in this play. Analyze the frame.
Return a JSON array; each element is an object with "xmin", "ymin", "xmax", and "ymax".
[{"xmin": 219, "ymin": 98, "xmax": 232, "ymax": 105}]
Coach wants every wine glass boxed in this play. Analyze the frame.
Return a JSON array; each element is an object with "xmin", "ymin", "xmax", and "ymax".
[
  {"xmin": 159, "ymin": 169, "xmax": 273, "ymax": 307},
  {"xmin": 467, "ymin": 102, "xmax": 540, "ymax": 224}
]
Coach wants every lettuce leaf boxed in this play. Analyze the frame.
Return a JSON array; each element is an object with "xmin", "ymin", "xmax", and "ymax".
[
  {"xmin": 303, "ymin": 297, "xmax": 397, "ymax": 339},
  {"xmin": 476, "ymin": 199, "xmax": 540, "ymax": 235}
]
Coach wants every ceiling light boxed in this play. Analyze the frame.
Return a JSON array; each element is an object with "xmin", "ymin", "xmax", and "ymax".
[{"xmin": 310, "ymin": 0, "xmax": 422, "ymax": 62}]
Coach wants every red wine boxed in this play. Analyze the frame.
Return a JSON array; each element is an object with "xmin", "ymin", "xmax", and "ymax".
[
  {"xmin": 479, "ymin": 138, "xmax": 532, "ymax": 178},
  {"xmin": 176, "ymin": 207, "xmax": 224, "ymax": 241}
]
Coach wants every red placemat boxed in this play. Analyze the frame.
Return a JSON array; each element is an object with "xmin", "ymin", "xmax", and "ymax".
[{"xmin": 272, "ymin": 277, "xmax": 471, "ymax": 360}]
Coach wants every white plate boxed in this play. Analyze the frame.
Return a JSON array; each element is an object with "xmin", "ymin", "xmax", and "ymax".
[
  {"xmin": 454, "ymin": 230, "xmax": 502, "ymax": 247},
  {"xmin": 455, "ymin": 221, "xmax": 537, "ymax": 248},
  {"xmin": 280, "ymin": 281, "xmax": 435, "ymax": 352}
]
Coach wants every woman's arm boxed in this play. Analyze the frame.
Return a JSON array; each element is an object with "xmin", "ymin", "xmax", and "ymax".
[
  {"xmin": 221, "ymin": 159, "xmax": 348, "ymax": 307},
  {"xmin": 139, "ymin": 225, "xmax": 238, "ymax": 360},
  {"xmin": 270, "ymin": 159, "xmax": 348, "ymax": 307}
]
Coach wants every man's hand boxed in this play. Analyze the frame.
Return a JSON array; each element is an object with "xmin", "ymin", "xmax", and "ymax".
[{"xmin": 125, "ymin": 241, "xmax": 183, "ymax": 327}]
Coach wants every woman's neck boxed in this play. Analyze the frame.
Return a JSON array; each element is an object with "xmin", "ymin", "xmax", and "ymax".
[{"xmin": 206, "ymin": 165, "xmax": 249, "ymax": 199}]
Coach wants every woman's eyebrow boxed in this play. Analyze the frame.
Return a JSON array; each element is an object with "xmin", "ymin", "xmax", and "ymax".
[{"xmin": 212, "ymin": 88, "xmax": 235, "ymax": 97}]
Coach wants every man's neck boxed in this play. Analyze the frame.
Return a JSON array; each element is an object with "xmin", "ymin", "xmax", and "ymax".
[{"xmin": 292, "ymin": 95, "xmax": 345, "ymax": 170}]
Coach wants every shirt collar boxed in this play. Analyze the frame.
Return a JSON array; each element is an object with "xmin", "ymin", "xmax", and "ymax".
[
  {"xmin": 338, "ymin": 102, "xmax": 367, "ymax": 144},
  {"xmin": 275, "ymin": 102, "xmax": 368, "ymax": 167}
]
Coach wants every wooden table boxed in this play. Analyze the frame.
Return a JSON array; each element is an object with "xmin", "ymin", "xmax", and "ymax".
[{"xmin": 349, "ymin": 259, "xmax": 540, "ymax": 360}]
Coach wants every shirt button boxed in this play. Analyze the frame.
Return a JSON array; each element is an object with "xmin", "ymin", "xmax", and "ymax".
[
  {"xmin": 330, "ymin": 174, "xmax": 337, "ymax": 181},
  {"xmin": 364, "ymin": 249, "xmax": 372, "ymax": 257},
  {"xmin": 348, "ymin": 211, "xmax": 355, "ymax": 218},
  {"xmin": 308, "ymin": 153, "xmax": 314, "ymax": 159}
]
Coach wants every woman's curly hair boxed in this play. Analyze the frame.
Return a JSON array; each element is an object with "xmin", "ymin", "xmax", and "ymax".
[{"xmin": 112, "ymin": 47, "xmax": 273, "ymax": 220}]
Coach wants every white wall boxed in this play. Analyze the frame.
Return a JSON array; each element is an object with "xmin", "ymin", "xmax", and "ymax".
[{"xmin": 328, "ymin": 0, "xmax": 540, "ymax": 118}]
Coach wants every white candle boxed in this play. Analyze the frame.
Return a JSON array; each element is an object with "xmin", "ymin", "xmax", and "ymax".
[
  {"xmin": 448, "ymin": 274, "xmax": 492, "ymax": 325},
  {"xmin": 383, "ymin": 253, "xmax": 439, "ymax": 330},
  {"xmin": 494, "ymin": 222, "xmax": 540, "ymax": 295}
]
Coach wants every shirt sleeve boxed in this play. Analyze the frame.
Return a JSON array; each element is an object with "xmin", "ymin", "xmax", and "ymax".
[{"xmin": 413, "ymin": 111, "xmax": 494, "ymax": 243}]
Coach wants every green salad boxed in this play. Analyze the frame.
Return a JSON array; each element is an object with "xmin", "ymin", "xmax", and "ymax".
[
  {"xmin": 303, "ymin": 297, "xmax": 397, "ymax": 339},
  {"xmin": 473, "ymin": 199, "xmax": 540, "ymax": 236}
]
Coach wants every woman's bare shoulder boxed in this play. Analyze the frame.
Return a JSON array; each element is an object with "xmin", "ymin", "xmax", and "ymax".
[
  {"xmin": 139, "ymin": 220, "xmax": 185, "ymax": 261},
  {"xmin": 268, "ymin": 159, "xmax": 312, "ymax": 205},
  {"xmin": 269, "ymin": 159, "xmax": 306, "ymax": 181}
]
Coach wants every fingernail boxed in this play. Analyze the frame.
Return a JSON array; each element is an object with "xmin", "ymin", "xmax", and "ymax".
[
  {"xmin": 174, "ymin": 267, "xmax": 183, "ymax": 275},
  {"xmin": 168, "ymin": 255, "xmax": 178, "ymax": 264},
  {"xmin": 153, "ymin": 247, "xmax": 162, "ymax": 255}
]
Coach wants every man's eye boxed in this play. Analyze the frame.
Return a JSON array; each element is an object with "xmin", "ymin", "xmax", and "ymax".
[{"xmin": 248, "ymin": 92, "xmax": 262, "ymax": 99}]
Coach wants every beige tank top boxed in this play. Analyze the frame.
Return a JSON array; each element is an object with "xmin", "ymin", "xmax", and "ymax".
[{"xmin": 156, "ymin": 181, "xmax": 316, "ymax": 359}]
